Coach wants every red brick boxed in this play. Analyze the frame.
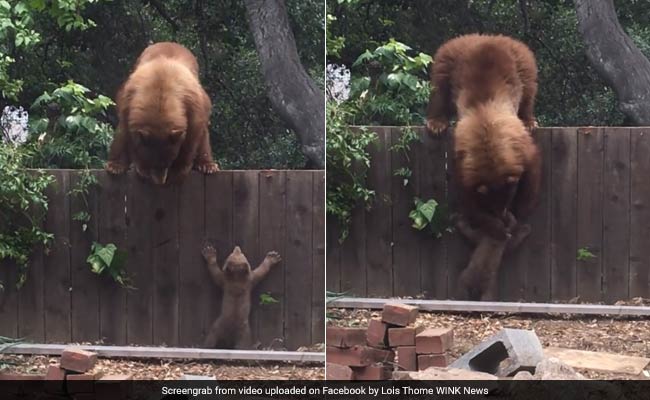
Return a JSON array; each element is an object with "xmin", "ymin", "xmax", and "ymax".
[
  {"xmin": 327, "ymin": 345, "xmax": 394, "ymax": 367},
  {"xmin": 366, "ymin": 318, "xmax": 389, "ymax": 347},
  {"xmin": 382, "ymin": 303, "xmax": 418, "ymax": 326},
  {"xmin": 0, "ymin": 373, "xmax": 44, "ymax": 380},
  {"xmin": 396, "ymin": 346, "xmax": 417, "ymax": 371},
  {"xmin": 45, "ymin": 365, "xmax": 66, "ymax": 380},
  {"xmin": 326, "ymin": 326, "xmax": 367, "ymax": 348},
  {"xmin": 60, "ymin": 348, "xmax": 97, "ymax": 373},
  {"xmin": 415, "ymin": 327, "xmax": 454, "ymax": 354},
  {"xmin": 388, "ymin": 326, "xmax": 424, "ymax": 347},
  {"xmin": 326, "ymin": 363, "xmax": 354, "ymax": 380},
  {"xmin": 352, "ymin": 363, "xmax": 391, "ymax": 380},
  {"xmin": 418, "ymin": 354, "xmax": 450, "ymax": 370}
]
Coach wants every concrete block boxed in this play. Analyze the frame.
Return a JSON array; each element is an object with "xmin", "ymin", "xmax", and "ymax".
[{"xmin": 449, "ymin": 328, "xmax": 543, "ymax": 377}]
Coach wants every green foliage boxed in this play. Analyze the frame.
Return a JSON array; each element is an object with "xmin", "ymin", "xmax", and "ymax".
[
  {"xmin": 326, "ymin": 101, "xmax": 376, "ymax": 242},
  {"xmin": 348, "ymin": 39, "xmax": 431, "ymax": 125},
  {"xmin": 86, "ymin": 242, "xmax": 131, "ymax": 289},
  {"xmin": 259, "ymin": 292, "xmax": 279, "ymax": 306},
  {"xmin": 27, "ymin": 81, "xmax": 114, "ymax": 169},
  {"xmin": 409, "ymin": 197, "xmax": 448, "ymax": 239},
  {"xmin": 577, "ymin": 247, "xmax": 596, "ymax": 262},
  {"xmin": 0, "ymin": 144, "xmax": 53, "ymax": 288}
]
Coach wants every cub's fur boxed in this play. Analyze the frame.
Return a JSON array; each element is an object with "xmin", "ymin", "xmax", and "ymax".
[{"xmin": 201, "ymin": 245, "xmax": 281, "ymax": 349}]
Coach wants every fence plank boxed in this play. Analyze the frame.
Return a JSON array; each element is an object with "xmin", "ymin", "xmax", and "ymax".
[
  {"xmin": 18, "ymin": 233, "xmax": 45, "ymax": 342},
  {"xmin": 151, "ymin": 183, "xmax": 180, "ymax": 346},
  {"xmin": 576, "ymin": 128, "xmax": 604, "ymax": 302},
  {"xmin": 43, "ymin": 170, "xmax": 71, "ymax": 342},
  {"xmin": 285, "ymin": 171, "xmax": 313, "ymax": 349},
  {"xmin": 392, "ymin": 127, "xmax": 422, "ymax": 296},
  {"xmin": 417, "ymin": 127, "xmax": 448, "ymax": 299},
  {"xmin": 126, "ymin": 171, "xmax": 153, "ymax": 345},
  {"xmin": 340, "ymin": 203, "xmax": 366, "ymax": 295},
  {"xmin": 311, "ymin": 171, "xmax": 325, "ymax": 344},
  {"xmin": 602, "ymin": 128, "xmax": 631, "ymax": 303},
  {"xmin": 204, "ymin": 172, "xmax": 234, "ymax": 345},
  {"xmin": 69, "ymin": 171, "xmax": 100, "ymax": 342},
  {"xmin": 524, "ymin": 129, "xmax": 552, "ymax": 302},
  {"xmin": 550, "ymin": 128, "xmax": 578, "ymax": 301},
  {"xmin": 233, "ymin": 171, "xmax": 261, "ymax": 345},
  {"xmin": 97, "ymin": 172, "xmax": 128, "ymax": 345},
  {"xmin": 178, "ymin": 173, "xmax": 206, "ymax": 347},
  {"xmin": 365, "ymin": 127, "xmax": 393, "ymax": 297},
  {"xmin": 0, "ymin": 260, "xmax": 18, "ymax": 338},
  {"xmin": 257, "ymin": 171, "xmax": 286, "ymax": 347},
  {"xmin": 325, "ymin": 217, "xmax": 341, "ymax": 294},
  {"xmin": 630, "ymin": 128, "xmax": 650, "ymax": 298}
]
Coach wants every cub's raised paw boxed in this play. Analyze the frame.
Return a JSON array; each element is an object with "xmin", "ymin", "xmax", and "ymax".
[
  {"xmin": 524, "ymin": 119, "xmax": 538, "ymax": 133},
  {"xmin": 196, "ymin": 162, "xmax": 220, "ymax": 174},
  {"xmin": 202, "ymin": 245, "xmax": 218, "ymax": 264},
  {"xmin": 265, "ymin": 251, "xmax": 282, "ymax": 265},
  {"xmin": 426, "ymin": 118, "xmax": 449, "ymax": 135},
  {"xmin": 106, "ymin": 161, "xmax": 128, "ymax": 175}
]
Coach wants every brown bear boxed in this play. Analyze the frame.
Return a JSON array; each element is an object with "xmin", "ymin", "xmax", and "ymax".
[
  {"xmin": 106, "ymin": 42, "xmax": 219, "ymax": 184},
  {"xmin": 426, "ymin": 34, "xmax": 541, "ymax": 239}
]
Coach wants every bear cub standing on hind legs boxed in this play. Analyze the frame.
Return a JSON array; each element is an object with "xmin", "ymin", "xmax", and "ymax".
[
  {"xmin": 106, "ymin": 42, "xmax": 219, "ymax": 185},
  {"xmin": 427, "ymin": 34, "xmax": 542, "ymax": 240},
  {"xmin": 201, "ymin": 244, "xmax": 281, "ymax": 349}
]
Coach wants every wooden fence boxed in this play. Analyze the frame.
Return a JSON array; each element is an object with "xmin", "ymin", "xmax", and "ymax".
[
  {"xmin": 327, "ymin": 126, "xmax": 650, "ymax": 304},
  {"xmin": 0, "ymin": 170, "xmax": 324, "ymax": 350}
]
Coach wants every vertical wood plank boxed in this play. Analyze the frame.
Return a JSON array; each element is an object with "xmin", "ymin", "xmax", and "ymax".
[
  {"xmin": 445, "ymin": 130, "xmax": 471, "ymax": 299},
  {"xmin": 340, "ymin": 201, "xmax": 366, "ymax": 295},
  {"xmin": 325, "ymin": 217, "xmax": 341, "ymax": 294},
  {"xmin": 524, "ymin": 129, "xmax": 552, "ymax": 302},
  {"xmin": 602, "ymin": 127, "xmax": 630, "ymax": 303},
  {"xmin": 43, "ymin": 170, "xmax": 71, "ymax": 342},
  {"xmin": 417, "ymin": 127, "xmax": 448, "ymax": 299},
  {"xmin": 0, "ymin": 261, "xmax": 18, "ymax": 338},
  {"xmin": 204, "ymin": 172, "xmax": 233, "ymax": 345},
  {"xmin": 311, "ymin": 171, "xmax": 325, "ymax": 344},
  {"xmin": 126, "ymin": 171, "xmax": 153, "ymax": 345},
  {"xmin": 284, "ymin": 171, "xmax": 313, "ymax": 349},
  {"xmin": 630, "ymin": 127, "xmax": 650, "ymax": 299},
  {"xmin": 97, "ymin": 171, "xmax": 128, "ymax": 345},
  {"xmin": 365, "ymin": 127, "xmax": 393, "ymax": 297},
  {"xmin": 576, "ymin": 127, "xmax": 604, "ymax": 302},
  {"xmin": 257, "ymin": 170, "xmax": 286, "ymax": 348},
  {"xmin": 178, "ymin": 172, "xmax": 206, "ymax": 346},
  {"xmin": 151, "ymin": 182, "xmax": 180, "ymax": 346},
  {"xmin": 391, "ymin": 127, "xmax": 421, "ymax": 296},
  {"xmin": 69, "ymin": 171, "xmax": 100, "ymax": 342},
  {"xmin": 233, "ymin": 171, "xmax": 260, "ymax": 345}
]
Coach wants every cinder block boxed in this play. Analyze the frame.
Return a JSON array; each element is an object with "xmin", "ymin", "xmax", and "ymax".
[
  {"xmin": 327, "ymin": 326, "xmax": 367, "ymax": 348},
  {"xmin": 382, "ymin": 303, "xmax": 418, "ymax": 326},
  {"xmin": 366, "ymin": 318, "xmax": 389, "ymax": 348},
  {"xmin": 326, "ymin": 363, "xmax": 354, "ymax": 380},
  {"xmin": 418, "ymin": 354, "xmax": 450, "ymax": 370},
  {"xmin": 60, "ymin": 348, "xmax": 97, "ymax": 373},
  {"xmin": 396, "ymin": 346, "xmax": 417, "ymax": 371},
  {"xmin": 415, "ymin": 327, "xmax": 454, "ymax": 354},
  {"xmin": 388, "ymin": 326, "xmax": 423, "ymax": 347},
  {"xmin": 327, "ymin": 345, "xmax": 394, "ymax": 367},
  {"xmin": 449, "ymin": 328, "xmax": 544, "ymax": 377},
  {"xmin": 352, "ymin": 363, "xmax": 391, "ymax": 380}
]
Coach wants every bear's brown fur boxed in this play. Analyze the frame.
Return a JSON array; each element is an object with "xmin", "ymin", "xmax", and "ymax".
[
  {"xmin": 427, "ymin": 34, "xmax": 541, "ymax": 238},
  {"xmin": 201, "ymin": 245, "xmax": 281, "ymax": 349},
  {"xmin": 106, "ymin": 42, "xmax": 218, "ymax": 184}
]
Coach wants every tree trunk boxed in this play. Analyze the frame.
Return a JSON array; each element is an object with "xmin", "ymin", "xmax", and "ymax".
[
  {"xmin": 575, "ymin": 0, "xmax": 650, "ymax": 124},
  {"xmin": 244, "ymin": 0, "xmax": 325, "ymax": 168}
]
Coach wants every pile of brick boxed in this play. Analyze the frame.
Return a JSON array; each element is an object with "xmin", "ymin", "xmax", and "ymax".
[
  {"xmin": 0, "ymin": 347, "xmax": 132, "ymax": 399},
  {"xmin": 326, "ymin": 302, "xmax": 454, "ymax": 380}
]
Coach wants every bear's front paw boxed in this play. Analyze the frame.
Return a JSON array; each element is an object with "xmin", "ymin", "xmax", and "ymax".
[
  {"xmin": 106, "ymin": 161, "xmax": 129, "ymax": 175},
  {"xmin": 265, "ymin": 251, "xmax": 282, "ymax": 265},
  {"xmin": 196, "ymin": 162, "xmax": 220, "ymax": 174},
  {"xmin": 202, "ymin": 245, "xmax": 218, "ymax": 264},
  {"xmin": 426, "ymin": 118, "xmax": 449, "ymax": 134},
  {"xmin": 524, "ymin": 119, "xmax": 538, "ymax": 132}
]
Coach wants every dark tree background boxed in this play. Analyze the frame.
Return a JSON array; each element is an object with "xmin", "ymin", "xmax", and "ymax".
[
  {"xmin": 5, "ymin": 0, "xmax": 324, "ymax": 169},
  {"xmin": 328, "ymin": 0, "xmax": 650, "ymax": 127}
]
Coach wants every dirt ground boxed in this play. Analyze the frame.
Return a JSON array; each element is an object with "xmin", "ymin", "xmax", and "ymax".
[
  {"xmin": 328, "ymin": 308, "xmax": 650, "ymax": 380},
  {"xmin": 1, "ymin": 354, "xmax": 324, "ymax": 380}
]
